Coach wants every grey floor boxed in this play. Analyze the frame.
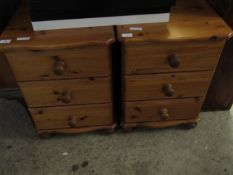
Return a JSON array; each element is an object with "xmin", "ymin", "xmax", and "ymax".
[{"xmin": 0, "ymin": 99, "xmax": 233, "ymax": 175}]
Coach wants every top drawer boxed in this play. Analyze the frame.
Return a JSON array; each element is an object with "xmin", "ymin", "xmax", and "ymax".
[
  {"xmin": 6, "ymin": 46, "xmax": 110, "ymax": 81},
  {"xmin": 124, "ymin": 40, "xmax": 224, "ymax": 75}
]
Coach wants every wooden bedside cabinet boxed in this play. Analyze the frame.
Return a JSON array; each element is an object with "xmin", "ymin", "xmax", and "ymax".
[
  {"xmin": 0, "ymin": 3, "xmax": 116, "ymax": 136},
  {"xmin": 117, "ymin": 0, "xmax": 232, "ymax": 130}
]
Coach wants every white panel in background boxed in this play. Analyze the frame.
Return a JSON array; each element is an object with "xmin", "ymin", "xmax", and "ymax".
[{"xmin": 32, "ymin": 13, "xmax": 170, "ymax": 31}]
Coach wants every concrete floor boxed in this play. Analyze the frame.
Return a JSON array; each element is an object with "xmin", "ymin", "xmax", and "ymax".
[{"xmin": 0, "ymin": 99, "xmax": 233, "ymax": 175}]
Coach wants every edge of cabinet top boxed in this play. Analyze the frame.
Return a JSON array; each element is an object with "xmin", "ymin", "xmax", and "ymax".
[
  {"xmin": 0, "ymin": 2, "xmax": 115, "ymax": 51},
  {"xmin": 117, "ymin": 0, "xmax": 233, "ymax": 44}
]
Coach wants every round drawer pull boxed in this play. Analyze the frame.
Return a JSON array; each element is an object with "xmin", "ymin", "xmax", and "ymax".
[
  {"xmin": 159, "ymin": 108, "xmax": 170, "ymax": 120},
  {"xmin": 53, "ymin": 60, "xmax": 65, "ymax": 76},
  {"xmin": 163, "ymin": 84, "xmax": 174, "ymax": 97},
  {"xmin": 68, "ymin": 115, "xmax": 78, "ymax": 128},
  {"xmin": 168, "ymin": 54, "xmax": 181, "ymax": 68},
  {"xmin": 61, "ymin": 91, "xmax": 72, "ymax": 104}
]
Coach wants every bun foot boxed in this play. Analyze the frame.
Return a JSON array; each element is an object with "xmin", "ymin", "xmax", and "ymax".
[
  {"xmin": 38, "ymin": 132, "xmax": 53, "ymax": 139},
  {"xmin": 123, "ymin": 127, "xmax": 133, "ymax": 133},
  {"xmin": 180, "ymin": 123, "xmax": 198, "ymax": 130},
  {"xmin": 104, "ymin": 128, "xmax": 115, "ymax": 134},
  {"xmin": 99, "ymin": 127, "xmax": 115, "ymax": 135}
]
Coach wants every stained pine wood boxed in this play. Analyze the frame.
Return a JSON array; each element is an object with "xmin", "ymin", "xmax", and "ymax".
[
  {"xmin": 117, "ymin": 4, "xmax": 232, "ymax": 42},
  {"xmin": 38, "ymin": 124, "xmax": 117, "ymax": 135},
  {"xmin": 122, "ymin": 118, "xmax": 200, "ymax": 129},
  {"xmin": 6, "ymin": 46, "xmax": 110, "ymax": 81},
  {"xmin": 30, "ymin": 103, "xmax": 113, "ymax": 130},
  {"xmin": 125, "ymin": 39, "xmax": 224, "ymax": 75},
  {"xmin": 0, "ymin": 0, "xmax": 232, "ymax": 134},
  {"xmin": 0, "ymin": 3, "xmax": 115, "ymax": 51},
  {"xmin": 125, "ymin": 98, "xmax": 203, "ymax": 123},
  {"xmin": 19, "ymin": 77, "xmax": 111, "ymax": 107},
  {"xmin": 118, "ymin": 0, "xmax": 232, "ymax": 129},
  {"xmin": 0, "ymin": 1, "xmax": 116, "ymax": 135},
  {"xmin": 125, "ymin": 72, "xmax": 212, "ymax": 101},
  {"xmin": 0, "ymin": 0, "xmax": 115, "ymax": 94}
]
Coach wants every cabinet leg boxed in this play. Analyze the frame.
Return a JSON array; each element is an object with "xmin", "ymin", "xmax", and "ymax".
[
  {"xmin": 38, "ymin": 132, "xmax": 53, "ymax": 139},
  {"xmin": 99, "ymin": 128, "xmax": 115, "ymax": 135},
  {"xmin": 123, "ymin": 127, "xmax": 133, "ymax": 133},
  {"xmin": 105, "ymin": 127, "xmax": 115, "ymax": 134},
  {"xmin": 180, "ymin": 123, "xmax": 198, "ymax": 130}
]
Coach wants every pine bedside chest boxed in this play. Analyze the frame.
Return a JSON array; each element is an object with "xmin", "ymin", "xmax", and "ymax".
[
  {"xmin": 0, "ymin": 3, "xmax": 116, "ymax": 136},
  {"xmin": 117, "ymin": 0, "xmax": 232, "ymax": 130}
]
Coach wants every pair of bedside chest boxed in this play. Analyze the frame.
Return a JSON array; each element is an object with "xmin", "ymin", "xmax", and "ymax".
[{"xmin": 0, "ymin": 0, "xmax": 232, "ymax": 136}]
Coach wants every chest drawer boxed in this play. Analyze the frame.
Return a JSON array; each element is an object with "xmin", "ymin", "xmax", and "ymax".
[
  {"xmin": 6, "ymin": 46, "xmax": 110, "ymax": 81},
  {"xmin": 30, "ymin": 104, "xmax": 113, "ymax": 130},
  {"xmin": 125, "ymin": 98, "xmax": 203, "ymax": 123},
  {"xmin": 124, "ymin": 40, "xmax": 223, "ymax": 75},
  {"xmin": 125, "ymin": 71, "xmax": 212, "ymax": 101},
  {"xmin": 19, "ymin": 77, "xmax": 111, "ymax": 107}
]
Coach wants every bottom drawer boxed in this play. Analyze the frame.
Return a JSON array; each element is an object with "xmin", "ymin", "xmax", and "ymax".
[
  {"xmin": 30, "ymin": 104, "xmax": 113, "ymax": 130},
  {"xmin": 124, "ymin": 98, "xmax": 203, "ymax": 123}
]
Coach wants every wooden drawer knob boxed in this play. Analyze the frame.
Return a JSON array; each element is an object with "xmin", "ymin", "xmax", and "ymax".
[
  {"xmin": 68, "ymin": 115, "xmax": 78, "ymax": 128},
  {"xmin": 168, "ymin": 54, "xmax": 181, "ymax": 68},
  {"xmin": 163, "ymin": 84, "xmax": 174, "ymax": 97},
  {"xmin": 61, "ymin": 91, "xmax": 72, "ymax": 104},
  {"xmin": 53, "ymin": 60, "xmax": 65, "ymax": 76},
  {"xmin": 159, "ymin": 108, "xmax": 170, "ymax": 120}
]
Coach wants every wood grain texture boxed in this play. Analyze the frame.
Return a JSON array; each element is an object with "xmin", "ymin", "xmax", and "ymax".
[
  {"xmin": 119, "ymin": 0, "xmax": 232, "ymax": 129},
  {"xmin": 125, "ymin": 98, "xmax": 203, "ymax": 123},
  {"xmin": 0, "ymin": 1, "xmax": 116, "ymax": 134},
  {"xmin": 0, "ymin": 0, "xmax": 116, "ymax": 136},
  {"xmin": 124, "ymin": 39, "xmax": 224, "ymax": 75},
  {"xmin": 125, "ymin": 72, "xmax": 212, "ymax": 101},
  {"xmin": 30, "ymin": 103, "xmax": 113, "ymax": 130},
  {"xmin": 117, "ymin": 3, "xmax": 232, "ymax": 43},
  {"xmin": 19, "ymin": 77, "xmax": 111, "ymax": 107},
  {"xmin": 0, "ymin": 3, "xmax": 115, "ymax": 51},
  {"xmin": 38, "ymin": 124, "xmax": 116, "ymax": 135},
  {"xmin": 122, "ymin": 117, "xmax": 200, "ymax": 129},
  {"xmin": 6, "ymin": 46, "xmax": 110, "ymax": 81}
]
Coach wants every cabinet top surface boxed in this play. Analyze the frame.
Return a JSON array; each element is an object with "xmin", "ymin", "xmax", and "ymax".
[
  {"xmin": 117, "ymin": 0, "xmax": 232, "ymax": 43},
  {"xmin": 0, "ymin": 0, "xmax": 232, "ymax": 50},
  {"xmin": 0, "ymin": 2, "xmax": 115, "ymax": 51}
]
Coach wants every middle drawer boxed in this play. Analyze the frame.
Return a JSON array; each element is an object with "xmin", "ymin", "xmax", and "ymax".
[
  {"xmin": 125, "ymin": 71, "xmax": 212, "ymax": 101},
  {"xmin": 19, "ymin": 77, "xmax": 111, "ymax": 107}
]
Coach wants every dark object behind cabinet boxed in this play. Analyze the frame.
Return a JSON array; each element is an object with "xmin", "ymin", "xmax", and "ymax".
[
  {"xmin": 203, "ymin": 0, "xmax": 233, "ymax": 111},
  {"xmin": 208, "ymin": 0, "xmax": 233, "ymax": 27},
  {"xmin": 30, "ymin": 0, "xmax": 176, "ymax": 21},
  {"xmin": 0, "ymin": 0, "xmax": 20, "ymax": 33},
  {"xmin": 30, "ymin": 0, "xmax": 176, "ymax": 31},
  {"xmin": 0, "ymin": 53, "xmax": 17, "ymax": 89},
  {"xmin": 0, "ymin": 0, "xmax": 20, "ymax": 98},
  {"xmin": 203, "ymin": 36, "xmax": 233, "ymax": 111}
]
